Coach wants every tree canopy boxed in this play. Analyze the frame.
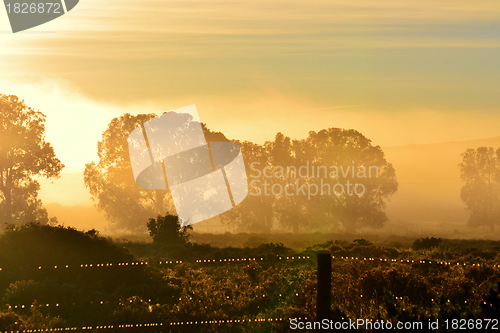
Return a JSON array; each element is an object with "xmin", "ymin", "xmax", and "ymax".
[
  {"xmin": 84, "ymin": 113, "xmax": 228, "ymax": 233},
  {"xmin": 147, "ymin": 214, "xmax": 192, "ymax": 245},
  {"xmin": 0, "ymin": 95, "xmax": 64, "ymax": 228},
  {"xmin": 84, "ymin": 113, "xmax": 167, "ymax": 233},
  {"xmin": 224, "ymin": 129, "xmax": 398, "ymax": 233}
]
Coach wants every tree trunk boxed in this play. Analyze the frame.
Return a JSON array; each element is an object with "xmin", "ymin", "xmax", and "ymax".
[
  {"xmin": 1, "ymin": 168, "xmax": 14, "ymax": 225},
  {"xmin": 263, "ymin": 214, "xmax": 272, "ymax": 234},
  {"xmin": 2, "ymin": 185, "xmax": 13, "ymax": 226},
  {"xmin": 154, "ymin": 190, "xmax": 164, "ymax": 215}
]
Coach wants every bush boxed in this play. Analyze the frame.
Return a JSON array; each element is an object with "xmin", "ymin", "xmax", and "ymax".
[
  {"xmin": 413, "ymin": 237, "xmax": 442, "ymax": 250},
  {"xmin": 147, "ymin": 215, "xmax": 192, "ymax": 245}
]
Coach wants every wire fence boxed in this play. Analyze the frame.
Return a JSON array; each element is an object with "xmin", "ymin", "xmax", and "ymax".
[
  {"xmin": 1, "ymin": 316, "xmax": 310, "ymax": 333},
  {"xmin": 1, "ymin": 254, "xmax": 498, "ymax": 273},
  {"xmin": 2, "ymin": 253, "xmax": 498, "ymax": 332}
]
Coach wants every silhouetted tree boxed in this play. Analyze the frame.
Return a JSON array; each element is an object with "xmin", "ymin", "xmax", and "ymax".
[
  {"xmin": 296, "ymin": 128, "xmax": 398, "ymax": 232},
  {"xmin": 84, "ymin": 113, "xmax": 168, "ymax": 233},
  {"xmin": 84, "ymin": 113, "xmax": 228, "ymax": 232},
  {"xmin": 220, "ymin": 140, "xmax": 277, "ymax": 233},
  {"xmin": 224, "ymin": 128, "xmax": 397, "ymax": 233},
  {"xmin": 265, "ymin": 133, "xmax": 309, "ymax": 233},
  {"xmin": 459, "ymin": 147, "xmax": 500, "ymax": 230},
  {"xmin": 147, "ymin": 214, "xmax": 192, "ymax": 245},
  {"xmin": 0, "ymin": 95, "xmax": 64, "ymax": 228},
  {"xmin": 412, "ymin": 237, "xmax": 442, "ymax": 250}
]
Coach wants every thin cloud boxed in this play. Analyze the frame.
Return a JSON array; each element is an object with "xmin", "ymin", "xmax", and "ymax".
[{"xmin": 308, "ymin": 104, "xmax": 367, "ymax": 112}]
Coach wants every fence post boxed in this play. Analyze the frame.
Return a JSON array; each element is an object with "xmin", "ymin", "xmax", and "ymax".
[{"xmin": 316, "ymin": 252, "xmax": 332, "ymax": 331}]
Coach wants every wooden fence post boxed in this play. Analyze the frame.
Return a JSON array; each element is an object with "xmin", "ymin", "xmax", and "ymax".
[{"xmin": 316, "ymin": 252, "xmax": 332, "ymax": 331}]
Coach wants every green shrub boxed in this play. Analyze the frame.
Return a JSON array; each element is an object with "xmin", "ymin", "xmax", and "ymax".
[{"xmin": 413, "ymin": 237, "xmax": 442, "ymax": 250}]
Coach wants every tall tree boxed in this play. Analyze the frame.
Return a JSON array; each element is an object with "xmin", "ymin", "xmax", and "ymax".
[
  {"xmin": 0, "ymin": 95, "xmax": 64, "ymax": 228},
  {"xmin": 84, "ymin": 113, "xmax": 229, "ymax": 233},
  {"xmin": 220, "ymin": 140, "xmax": 276, "ymax": 233},
  {"xmin": 147, "ymin": 214, "xmax": 192, "ymax": 245},
  {"xmin": 223, "ymin": 129, "xmax": 398, "ymax": 233},
  {"xmin": 459, "ymin": 147, "xmax": 500, "ymax": 230},
  {"xmin": 266, "ymin": 133, "xmax": 309, "ymax": 233},
  {"xmin": 84, "ymin": 113, "xmax": 171, "ymax": 233},
  {"xmin": 298, "ymin": 128, "xmax": 398, "ymax": 232}
]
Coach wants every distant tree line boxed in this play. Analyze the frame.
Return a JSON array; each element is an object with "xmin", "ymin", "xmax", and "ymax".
[
  {"xmin": 6, "ymin": 93, "xmax": 500, "ymax": 235},
  {"xmin": 84, "ymin": 114, "xmax": 398, "ymax": 233}
]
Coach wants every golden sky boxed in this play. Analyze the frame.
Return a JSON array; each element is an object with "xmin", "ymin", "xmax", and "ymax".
[{"xmin": 1, "ymin": 0, "xmax": 500, "ymax": 215}]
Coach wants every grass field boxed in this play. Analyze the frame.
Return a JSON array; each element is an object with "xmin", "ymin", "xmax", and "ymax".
[{"xmin": 1, "ymin": 224, "xmax": 499, "ymax": 332}]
